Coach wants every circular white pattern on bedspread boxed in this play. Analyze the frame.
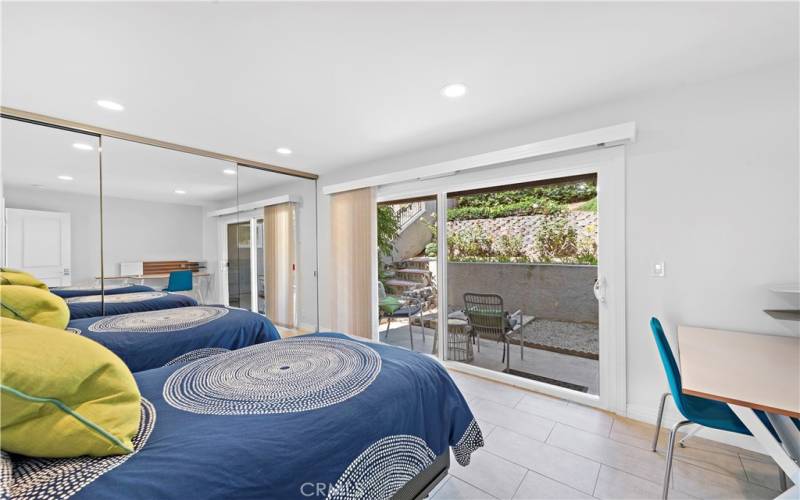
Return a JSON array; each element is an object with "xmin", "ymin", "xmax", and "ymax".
[
  {"xmin": 3, "ymin": 399, "xmax": 156, "ymax": 500},
  {"xmin": 88, "ymin": 306, "xmax": 228, "ymax": 333},
  {"xmin": 164, "ymin": 347, "xmax": 230, "ymax": 366},
  {"xmin": 163, "ymin": 337, "xmax": 381, "ymax": 415},
  {"xmin": 327, "ymin": 435, "xmax": 436, "ymax": 500},
  {"xmin": 66, "ymin": 291, "xmax": 168, "ymax": 304}
]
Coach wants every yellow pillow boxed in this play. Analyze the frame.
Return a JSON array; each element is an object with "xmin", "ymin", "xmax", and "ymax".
[
  {"xmin": 0, "ymin": 317, "xmax": 141, "ymax": 457},
  {"xmin": 0, "ymin": 285, "xmax": 69, "ymax": 329},
  {"xmin": 0, "ymin": 268, "xmax": 48, "ymax": 290}
]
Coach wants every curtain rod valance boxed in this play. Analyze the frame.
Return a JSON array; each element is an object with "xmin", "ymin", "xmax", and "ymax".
[{"xmin": 322, "ymin": 122, "xmax": 635, "ymax": 195}]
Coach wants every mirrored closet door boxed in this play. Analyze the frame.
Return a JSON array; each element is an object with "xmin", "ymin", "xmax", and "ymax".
[
  {"xmin": 1, "ymin": 117, "xmax": 101, "ymax": 291},
  {"xmin": 1, "ymin": 113, "xmax": 319, "ymax": 332},
  {"xmin": 100, "ymin": 138, "xmax": 238, "ymax": 307}
]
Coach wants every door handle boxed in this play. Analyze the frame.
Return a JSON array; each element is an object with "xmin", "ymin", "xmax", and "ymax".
[
  {"xmin": 593, "ymin": 277, "xmax": 606, "ymax": 303},
  {"xmin": 63, "ymin": 268, "xmax": 71, "ymax": 276}
]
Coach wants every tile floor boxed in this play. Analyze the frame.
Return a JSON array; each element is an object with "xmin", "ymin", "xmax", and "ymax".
[
  {"xmin": 380, "ymin": 321, "xmax": 599, "ymax": 394},
  {"xmin": 430, "ymin": 370, "xmax": 788, "ymax": 500}
]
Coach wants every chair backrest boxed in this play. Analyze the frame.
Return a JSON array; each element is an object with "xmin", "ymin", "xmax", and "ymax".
[
  {"xmin": 650, "ymin": 317, "xmax": 688, "ymax": 415},
  {"xmin": 464, "ymin": 293, "xmax": 508, "ymax": 341},
  {"xmin": 166, "ymin": 270, "xmax": 193, "ymax": 292}
]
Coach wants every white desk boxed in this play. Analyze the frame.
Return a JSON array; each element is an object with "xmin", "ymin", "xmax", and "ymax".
[
  {"xmin": 101, "ymin": 273, "xmax": 212, "ymax": 304},
  {"xmin": 678, "ymin": 326, "xmax": 800, "ymax": 499}
]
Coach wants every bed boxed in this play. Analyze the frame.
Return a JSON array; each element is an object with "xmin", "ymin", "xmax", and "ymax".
[
  {"xmin": 65, "ymin": 291, "xmax": 198, "ymax": 319},
  {"xmin": 67, "ymin": 306, "xmax": 281, "ymax": 372},
  {"xmin": 51, "ymin": 283, "xmax": 155, "ymax": 299},
  {"xmin": 2, "ymin": 333, "xmax": 483, "ymax": 500}
]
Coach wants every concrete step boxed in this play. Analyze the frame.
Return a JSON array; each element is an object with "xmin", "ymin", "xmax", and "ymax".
[
  {"xmin": 395, "ymin": 268, "xmax": 431, "ymax": 284},
  {"xmin": 384, "ymin": 279, "xmax": 421, "ymax": 294},
  {"xmin": 396, "ymin": 268, "xmax": 431, "ymax": 275}
]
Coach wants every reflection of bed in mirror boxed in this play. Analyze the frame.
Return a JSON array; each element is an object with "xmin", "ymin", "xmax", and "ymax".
[
  {"xmin": 64, "ymin": 291, "xmax": 198, "ymax": 320},
  {"xmin": 67, "ymin": 306, "xmax": 281, "ymax": 372}
]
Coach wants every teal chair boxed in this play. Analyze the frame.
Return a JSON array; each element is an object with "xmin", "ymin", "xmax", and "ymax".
[
  {"xmin": 649, "ymin": 317, "xmax": 787, "ymax": 499},
  {"xmin": 163, "ymin": 270, "xmax": 202, "ymax": 304}
]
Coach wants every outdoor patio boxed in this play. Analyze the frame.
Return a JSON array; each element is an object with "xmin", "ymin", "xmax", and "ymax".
[{"xmin": 379, "ymin": 317, "xmax": 599, "ymax": 395}]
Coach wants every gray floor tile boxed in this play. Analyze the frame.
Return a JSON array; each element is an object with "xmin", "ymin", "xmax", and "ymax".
[
  {"xmin": 449, "ymin": 449, "xmax": 527, "ymax": 499},
  {"xmin": 740, "ymin": 456, "xmax": 782, "ymax": 492},
  {"xmin": 450, "ymin": 372, "xmax": 527, "ymax": 408},
  {"xmin": 485, "ymin": 426, "xmax": 600, "ymax": 495},
  {"xmin": 547, "ymin": 423, "xmax": 669, "ymax": 485},
  {"xmin": 432, "ymin": 476, "xmax": 497, "ymax": 500},
  {"xmin": 471, "ymin": 397, "xmax": 556, "ymax": 442},
  {"xmin": 671, "ymin": 460, "xmax": 778, "ymax": 499},
  {"xmin": 512, "ymin": 470, "xmax": 594, "ymax": 499},
  {"xmin": 514, "ymin": 396, "xmax": 613, "ymax": 437},
  {"xmin": 593, "ymin": 466, "xmax": 696, "ymax": 500}
]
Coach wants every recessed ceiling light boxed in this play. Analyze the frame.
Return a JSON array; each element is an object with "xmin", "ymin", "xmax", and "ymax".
[
  {"xmin": 174, "ymin": 189, "xmax": 187, "ymax": 195},
  {"xmin": 223, "ymin": 168, "xmax": 237, "ymax": 175},
  {"xmin": 97, "ymin": 99, "xmax": 125, "ymax": 111},
  {"xmin": 73, "ymin": 143, "xmax": 93, "ymax": 151},
  {"xmin": 441, "ymin": 83, "xmax": 468, "ymax": 99},
  {"xmin": 57, "ymin": 175, "xmax": 74, "ymax": 181},
  {"xmin": 276, "ymin": 147, "xmax": 292, "ymax": 155}
]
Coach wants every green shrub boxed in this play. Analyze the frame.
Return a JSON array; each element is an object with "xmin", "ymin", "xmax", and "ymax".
[
  {"xmin": 424, "ymin": 242, "xmax": 438, "ymax": 257},
  {"xmin": 578, "ymin": 197, "xmax": 597, "ymax": 212},
  {"xmin": 456, "ymin": 182, "xmax": 595, "ymax": 209},
  {"xmin": 447, "ymin": 198, "xmax": 563, "ymax": 221},
  {"xmin": 377, "ymin": 206, "xmax": 400, "ymax": 258},
  {"xmin": 534, "ymin": 214, "xmax": 579, "ymax": 263}
]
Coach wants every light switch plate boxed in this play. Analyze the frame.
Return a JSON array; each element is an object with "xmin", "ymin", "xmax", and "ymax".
[{"xmin": 652, "ymin": 262, "xmax": 665, "ymax": 277}]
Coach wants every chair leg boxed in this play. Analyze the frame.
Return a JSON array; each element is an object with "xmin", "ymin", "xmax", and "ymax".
[
  {"xmin": 520, "ymin": 330, "xmax": 525, "ymax": 360},
  {"xmin": 678, "ymin": 424, "xmax": 701, "ymax": 448},
  {"xmin": 386, "ymin": 317, "xmax": 392, "ymax": 339},
  {"xmin": 652, "ymin": 392, "xmax": 671, "ymax": 452},
  {"xmin": 663, "ymin": 420, "xmax": 692, "ymax": 500},
  {"xmin": 409, "ymin": 317, "xmax": 414, "ymax": 350}
]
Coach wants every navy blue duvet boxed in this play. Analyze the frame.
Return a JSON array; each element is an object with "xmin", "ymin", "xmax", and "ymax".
[
  {"xmin": 51, "ymin": 284, "xmax": 154, "ymax": 299},
  {"xmin": 2, "ymin": 333, "xmax": 483, "ymax": 500},
  {"xmin": 65, "ymin": 292, "xmax": 197, "ymax": 319},
  {"xmin": 67, "ymin": 306, "xmax": 281, "ymax": 372}
]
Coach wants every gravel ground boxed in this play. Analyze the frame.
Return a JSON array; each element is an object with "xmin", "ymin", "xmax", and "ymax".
[{"xmin": 523, "ymin": 319, "xmax": 598, "ymax": 356}]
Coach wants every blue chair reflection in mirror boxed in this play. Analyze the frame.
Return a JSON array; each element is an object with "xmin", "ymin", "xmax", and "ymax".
[
  {"xmin": 649, "ymin": 317, "xmax": 796, "ymax": 499},
  {"xmin": 163, "ymin": 270, "xmax": 203, "ymax": 304}
]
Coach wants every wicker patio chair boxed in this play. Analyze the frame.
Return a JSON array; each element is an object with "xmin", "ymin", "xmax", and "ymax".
[{"xmin": 463, "ymin": 293, "xmax": 524, "ymax": 372}]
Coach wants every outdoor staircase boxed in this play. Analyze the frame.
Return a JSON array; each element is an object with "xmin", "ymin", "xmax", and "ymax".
[{"xmin": 384, "ymin": 257, "xmax": 435, "ymax": 296}]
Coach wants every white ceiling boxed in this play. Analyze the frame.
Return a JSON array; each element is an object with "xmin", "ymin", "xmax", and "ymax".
[
  {"xmin": 1, "ymin": 117, "xmax": 298, "ymax": 206},
  {"xmin": 2, "ymin": 2, "xmax": 797, "ymax": 175}
]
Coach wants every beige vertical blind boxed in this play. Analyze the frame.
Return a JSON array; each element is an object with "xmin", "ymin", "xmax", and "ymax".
[
  {"xmin": 330, "ymin": 187, "xmax": 374, "ymax": 338},
  {"xmin": 264, "ymin": 203, "xmax": 297, "ymax": 328}
]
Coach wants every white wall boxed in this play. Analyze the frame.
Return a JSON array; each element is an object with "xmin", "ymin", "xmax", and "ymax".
[
  {"xmin": 317, "ymin": 63, "xmax": 799, "ymax": 442},
  {"xmin": 5, "ymin": 187, "xmax": 205, "ymax": 285}
]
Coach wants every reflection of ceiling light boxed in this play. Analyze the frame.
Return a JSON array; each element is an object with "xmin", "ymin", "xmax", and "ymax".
[
  {"xmin": 73, "ymin": 143, "xmax": 93, "ymax": 151},
  {"xmin": 276, "ymin": 147, "xmax": 292, "ymax": 155},
  {"xmin": 174, "ymin": 189, "xmax": 187, "ymax": 195},
  {"xmin": 223, "ymin": 168, "xmax": 237, "ymax": 175},
  {"xmin": 57, "ymin": 175, "xmax": 74, "ymax": 181},
  {"xmin": 96, "ymin": 99, "xmax": 124, "ymax": 111},
  {"xmin": 440, "ymin": 83, "xmax": 468, "ymax": 98}
]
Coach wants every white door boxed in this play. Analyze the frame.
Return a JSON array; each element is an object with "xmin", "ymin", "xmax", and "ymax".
[{"xmin": 5, "ymin": 208, "xmax": 71, "ymax": 286}]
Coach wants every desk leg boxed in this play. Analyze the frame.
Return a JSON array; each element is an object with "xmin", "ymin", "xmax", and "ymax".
[{"xmin": 728, "ymin": 404, "xmax": 800, "ymax": 492}]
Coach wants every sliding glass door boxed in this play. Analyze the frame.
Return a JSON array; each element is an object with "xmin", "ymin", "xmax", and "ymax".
[
  {"xmin": 227, "ymin": 220, "xmax": 254, "ymax": 310},
  {"xmin": 376, "ymin": 197, "xmax": 439, "ymax": 355},
  {"xmin": 374, "ymin": 147, "xmax": 625, "ymax": 409}
]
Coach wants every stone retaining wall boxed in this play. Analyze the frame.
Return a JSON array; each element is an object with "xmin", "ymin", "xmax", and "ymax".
[{"xmin": 447, "ymin": 262, "xmax": 598, "ymax": 323}]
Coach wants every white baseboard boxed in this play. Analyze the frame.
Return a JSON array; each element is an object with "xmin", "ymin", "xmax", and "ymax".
[{"xmin": 625, "ymin": 403, "xmax": 765, "ymax": 454}]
